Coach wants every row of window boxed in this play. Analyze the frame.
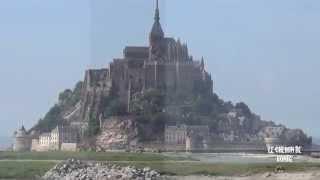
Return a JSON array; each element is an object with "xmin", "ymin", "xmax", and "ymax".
[{"xmin": 166, "ymin": 134, "xmax": 186, "ymax": 144}]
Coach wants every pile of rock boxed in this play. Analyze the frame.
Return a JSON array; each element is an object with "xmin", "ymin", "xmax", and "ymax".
[
  {"xmin": 43, "ymin": 159, "xmax": 161, "ymax": 180},
  {"xmin": 96, "ymin": 117, "xmax": 138, "ymax": 151}
]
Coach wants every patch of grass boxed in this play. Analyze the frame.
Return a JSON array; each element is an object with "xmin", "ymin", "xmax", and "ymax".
[
  {"xmin": 0, "ymin": 151, "xmax": 189, "ymax": 161},
  {"xmin": 0, "ymin": 161, "xmax": 56, "ymax": 179},
  {"xmin": 113, "ymin": 162, "xmax": 320, "ymax": 176},
  {"xmin": 1, "ymin": 160, "xmax": 320, "ymax": 179},
  {"xmin": 2, "ymin": 152, "xmax": 320, "ymax": 178}
]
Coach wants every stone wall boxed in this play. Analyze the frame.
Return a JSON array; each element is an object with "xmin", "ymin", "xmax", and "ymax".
[
  {"xmin": 80, "ymin": 69, "xmax": 112, "ymax": 122},
  {"xmin": 165, "ymin": 124, "xmax": 209, "ymax": 151},
  {"xmin": 61, "ymin": 143, "xmax": 77, "ymax": 152},
  {"xmin": 37, "ymin": 144, "xmax": 50, "ymax": 152},
  {"xmin": 14, "ymin": 137, "xmax": 31, "ymax": 152},
  {"xmin": 31, "ymin": 139, "xmax": 39, "ymax": 151}
]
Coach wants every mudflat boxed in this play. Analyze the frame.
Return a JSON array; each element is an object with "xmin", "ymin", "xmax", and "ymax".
[{"xmin": 167, "ymin": 171, "xmax": 320, "ymax": 180}]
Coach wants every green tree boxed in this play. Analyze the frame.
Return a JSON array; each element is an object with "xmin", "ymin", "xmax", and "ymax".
[
  {"xmin": 192, "ymin": 96, "xmax": 213, "ymax": 116},
  {"xmin": 131, "ymin": 89, "xmax": 165, "ymax": 116},
  {"xmin": 235, "ymin": 102, "xmax": 252, "ymax": 116},
  {"xmin": 86, "ymin": 113, "xmax": 100, "ymax": 137},
  {"xmin": 35, "ymin": 105, "xmax": 63, "ymax": 132},
  {"xmin": 104, "ymin": 98, "xmax": 127, "ymax": 117}
]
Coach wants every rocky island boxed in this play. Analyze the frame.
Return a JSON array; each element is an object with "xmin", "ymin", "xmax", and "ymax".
[{"xmin": 13, "ymin": 0, "xmax": 311, "ymax": 153}]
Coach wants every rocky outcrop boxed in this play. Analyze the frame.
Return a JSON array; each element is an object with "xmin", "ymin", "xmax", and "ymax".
[
  {"xmin": 210, "ymin": 106, "xmax": 275, "ymax": 143},
  {"xmin": 80, "ymin": 69, "xmax": 112, "ymax": 122},
  {"xmin": 207, "ymin": 101, "xmax": 311, "ymax": 146},
  {"xmin": 42, "ymin": 159, "xmax": 161, "ymax": 180},
  {"xmin": 281, "ymin": 128, "xmax": 312, "ymax": 145},
  {"xmin": 96, "ymin": 116, "xmax": 139, "ymax": 151}
]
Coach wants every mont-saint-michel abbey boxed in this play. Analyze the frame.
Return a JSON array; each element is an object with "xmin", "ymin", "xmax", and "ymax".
[{"xmin": 14, "ymin": 0, "xmax": 312, "ymax": 152}]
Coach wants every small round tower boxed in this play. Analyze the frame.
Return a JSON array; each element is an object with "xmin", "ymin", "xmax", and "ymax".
[{"xmin": 13, "ymin": 126, "xmax": 31, "ymax": 152}]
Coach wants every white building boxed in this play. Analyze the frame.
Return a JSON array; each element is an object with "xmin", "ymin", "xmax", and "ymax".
[
  {"xmin": 31, "ymin": 125, "xmax": 79, "ymax": 152},
  {"xmin": 165, "ymin": 124, "xmax": 209, "ymax": 151},
  {"xmin": 13, "ymin": 126, "xmax": 31, "ymax": 152}
]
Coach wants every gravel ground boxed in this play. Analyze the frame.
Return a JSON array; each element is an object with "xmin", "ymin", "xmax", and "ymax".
[{"xmin": 42, "ymin": 159, "xmax": 161, "ymax": 180}]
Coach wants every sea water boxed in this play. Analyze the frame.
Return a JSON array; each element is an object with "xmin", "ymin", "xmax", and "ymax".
[{"xmin": 0, "ymin": 136, "xmax": 12, "ymax": 150}]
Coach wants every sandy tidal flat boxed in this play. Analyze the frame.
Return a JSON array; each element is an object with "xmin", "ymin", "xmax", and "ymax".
[{"xmin": 166, "ymin": 171, "xmax": 320, "ymax": 180}]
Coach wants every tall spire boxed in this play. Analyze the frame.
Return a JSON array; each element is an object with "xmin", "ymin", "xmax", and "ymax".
[
  {"xmin": 150, "ymin": 0, "xmax": 164, "ymax": 40},
  {"xmin": 201, "ymin": 57, "xmax": 205, "ymax": 71},
  {"xmin": 149, "ymin": 0, "xmax": 164, "ymax": 60},
  {"xmin": 155, "ymin": 0, "xmax": 160, "ymax": 22}
]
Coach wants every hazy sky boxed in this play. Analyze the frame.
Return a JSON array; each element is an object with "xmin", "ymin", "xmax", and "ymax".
[{"xmin": 0, "ymin": 0, "xmax": 320, "ymax": 138}]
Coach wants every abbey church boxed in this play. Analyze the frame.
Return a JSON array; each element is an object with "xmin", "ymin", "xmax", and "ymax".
[{"xmin": 79, "ymin": 0, "xmax": 213, "ymax": 122}]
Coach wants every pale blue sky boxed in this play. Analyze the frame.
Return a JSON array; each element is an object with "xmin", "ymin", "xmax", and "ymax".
[{"xmin": 0, "ymin": 0, "xmax": 319, "ymax": 139}]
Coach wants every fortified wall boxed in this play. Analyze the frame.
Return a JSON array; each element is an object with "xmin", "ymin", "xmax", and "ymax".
[{"xmin": 13, "ymin": 125, "xmax": 78, "ymax": 152}]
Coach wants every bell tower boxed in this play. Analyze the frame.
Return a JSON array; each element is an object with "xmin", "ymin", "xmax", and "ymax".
[{"xmin": 149, "ymin": 0, "xmax": 165, "ymax": 61}]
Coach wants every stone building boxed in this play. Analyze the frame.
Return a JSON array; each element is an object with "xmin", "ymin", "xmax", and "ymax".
[
  {"xmin": 186, "ymin": 126, "xmax": 210, "ymax": 151},
  {"xmin": 165, "ymin": 125, "xmax": 188, "ymax": 145},
  {"xmin": 80, "ymin": 69, "xmax": 112, "ymax": 122},
  {"xmin": 14, "ymin": 125, "xmax": 79, "ymax": 152},
  {"xmin": 32, "ymin": 125, "xmax": 79, "ymax": 152},
  {"xmin": 165, "ymin": 124, "xmax": 209, "ymax": 151},
  {"xmin": 30, "ymin": 130, "xmax": 40, "ymax": 151},
  {"xmin": 76, "ymin": 0, "xmax": 213, "ymax": 123},
  {"xmin": 51, "ymin": 126, "xmax": 79, "ymax": 150},
  {"xmin": 262, "ymin": 126, "xmax": 285, "ymax": 148},
  {"xmin": 263, "ymin": 126, "xmax": 285, "ymax": 138},
  {"xmin": 13, "ymin": 126, "xmax": 31, "ymax": 152},
  {"xmin": 13, "ymin": 1, "xmax": 214, "ymax": 151},
  {"xmin": 37, "ymin": 133, "xmax": 51, "ymax": 151}
]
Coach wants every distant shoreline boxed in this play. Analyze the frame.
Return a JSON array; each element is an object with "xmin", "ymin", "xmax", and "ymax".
[{"xmin": 0, "ymin": 136, "xmax": 12, "ymax": 150}]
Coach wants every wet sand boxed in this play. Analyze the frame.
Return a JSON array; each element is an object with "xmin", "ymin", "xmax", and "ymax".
[{"xmin": 165, "ymin": 171, "xmax": 320, "ymax": 180}]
